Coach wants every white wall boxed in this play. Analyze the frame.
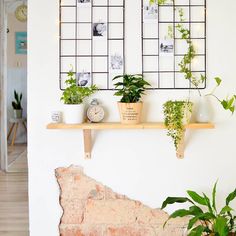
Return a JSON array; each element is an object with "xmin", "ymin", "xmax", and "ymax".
[{"xmin": 28, "ymin": 0, "xmax": 236, "ymax": 235}]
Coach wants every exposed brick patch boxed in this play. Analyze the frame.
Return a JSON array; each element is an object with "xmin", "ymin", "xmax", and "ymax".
[{"xmin": 56, "ymin": 166, "xmax": 187, "ymax": 236}]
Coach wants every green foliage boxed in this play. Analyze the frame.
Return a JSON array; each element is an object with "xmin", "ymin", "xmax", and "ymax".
[
  {"xmin": 149, "ymin": 1, "xmax": 236, "ymax": 115},
  {"xmin": 163, "ymin": 100, "xmax": 193, "ymax": 150},
  {"xmin": 61, "ymin": 70, "xmax": 98, "ymax": 104},
  {"xmin": 176, "ymin": 9, "xmax": 236, "ymax": 115},
  {"xmin": 113, "ymin": 74, "xmax": 151, "ymax": 103},
  {"xmin": 150, "ymin": 0, "xmax": 169, "ymax": 4},
  {"xmin": 162, "ymin": 182, "xmax": 236, "ymax": 236},
  {"xmin": 206, "ymin": 78, "xmax": 236, "ymax": 114},
  {"xmin": 12, "ymin": 90, "xmax": 22, "ymax": 110},
  {"xmin": 168, "ymin": 25, "xmax": 174, "ymax": 39}
]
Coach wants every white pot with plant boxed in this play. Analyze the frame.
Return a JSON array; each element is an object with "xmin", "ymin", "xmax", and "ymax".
[
  {"xmin": 12, "ymin": 90, "xmax": 23, "ymax": 119},
  {"xmin": 163, "ymin": 100, "xmax": 193, "ymax": 152},
  {"xmin": 113, "ymin": 74, "xmax": 151, "ymax": 124},
  {"xmin": 61, "ymin": 70, "xmax": 97, "ymax": 124}
]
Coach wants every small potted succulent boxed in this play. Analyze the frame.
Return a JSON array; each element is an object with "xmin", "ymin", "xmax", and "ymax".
[
  {"xmin": 12, "ymin": 90, "xmax": 23, "ymax": 119},
  {"xmin": 113, "ymin": 74, "xmax": 151, "ymax": 124},
  {"xmin": 163, "ymin": 100, "xmax": 193, "ymax": 152},
  {"xmin": 61, "ymin": 70, "xmax": 98, "ymax": 124},
  {"xmin": 162, "ymin": 182, "xmax": 236, "ymax": 236}
]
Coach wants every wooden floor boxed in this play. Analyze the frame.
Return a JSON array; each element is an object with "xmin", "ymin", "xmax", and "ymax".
[
  {"xmin": 8, "ymin": 145, "xmax": 27, "ymax": 173},
  {"xmin": 0, "ymin": 145, "xmax": 29, "ymax": 235}
]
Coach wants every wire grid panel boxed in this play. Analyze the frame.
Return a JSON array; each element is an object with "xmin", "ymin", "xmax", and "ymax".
[
  {"xmin": 60, "ymin": 0, "xmax": 125, "ymax": 90},
  {"xmin": 141, "ymin": 0, "xmax": 206, "ymax": 89}
]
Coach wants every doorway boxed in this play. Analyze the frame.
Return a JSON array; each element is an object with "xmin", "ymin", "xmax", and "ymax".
[{"xmin": 0, "ymin": 0, "xmax": 27, "ymax": 173}]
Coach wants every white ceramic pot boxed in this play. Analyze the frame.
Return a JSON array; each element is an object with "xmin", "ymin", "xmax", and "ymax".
[
  {"xmin": 182, "ymin": 102, "xmax": 193, "ymax": 125},
  {"xmin": 64, "ymin": 104, "xmax": 85, "ymax": 124},
  {"xmin": 196, "ymin": 96, "xmax": 211, "ymax": 123}
]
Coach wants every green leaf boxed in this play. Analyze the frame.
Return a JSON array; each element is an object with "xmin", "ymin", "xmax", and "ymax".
[
  {"xmin": 226, "ymin": 189, "xmax": 236, "ymax": 205},
  {"xmin": 169, "ymin": 209, "xmax": 192, "ymax": 218},
  {"xmin": 212, "ymin": 181, "xmax": 218, "ymax": 213},
  {"xmin": 214, "ymin": 77, "xmax": 222, "ymax": 86},
  {"xmin": 220, "ymin": 205, "xmax": 233, "ymax": 215},
  {"xmin": 187, "ymin": 190, "xmax": 207, "ymax": 206},
  {"xmin": 161, "ymin": 197, "xmax": 192, "ymax": 209},
  {"xmin": 188, "ymin": 225, "xmax": 205, "ymax": 236},
  {"xmin": 163, "ymin": 209, "xmax": 193, "ymax": 228},
  {"xmin": 214, "ymin": 216, "xmax": 229, "ymax": 236},
  {"xmin": 188, "ymin": 212, "xmax": 215, "ymax": 230},
  {"xmin": 189, "ymin": 206, "xmax": 203, "ymax": 215},
  {"xmin": 203, "ymin": 193, "xmax": 213, "ymax": 214}
]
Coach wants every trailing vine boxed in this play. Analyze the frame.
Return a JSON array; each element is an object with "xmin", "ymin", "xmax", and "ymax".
[
  {"xmin": 163, "ymin": 100, "xmax": 193, "ymax": 150},
  {"xmin": 149, "ymin": 0, "xmax": 236, "ymax": 114}
]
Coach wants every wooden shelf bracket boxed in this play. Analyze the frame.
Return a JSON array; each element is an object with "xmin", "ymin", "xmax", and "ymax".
[{"xmin": 47, "ymin": 122, "xmax": 215, "ymax": 159}]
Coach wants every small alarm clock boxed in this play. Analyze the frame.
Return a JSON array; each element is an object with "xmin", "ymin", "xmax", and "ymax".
[{"xmin": 87, "ymin": 99, "xmax": 105, "ymax": 123}]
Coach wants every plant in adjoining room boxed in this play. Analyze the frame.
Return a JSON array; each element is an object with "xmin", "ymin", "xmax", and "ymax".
[
  {"xmin": 162, "ymin": 182, "xmax": 236, "ymax": 236},
  {"xmin": 113, "ymin": 74, "xmax": 151, "ymax": 124},
  {"xmin": 61, "ymin": 69, "xmax": 97, "ymax": 124},
  {"xmin": 12, "ymin": 90, "xmax": 22, "ymax": 110},
  {"xmin": 163, "ymin": 100, "xmax": 193, "ymax": 151},
  {"xmin": 12, "ymin": 90, "xmax": 23, "ymax": 119}
]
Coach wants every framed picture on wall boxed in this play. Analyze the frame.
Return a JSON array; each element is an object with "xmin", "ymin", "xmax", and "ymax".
[
  {"xmin": 15, "ymin": 32, "xmax": 27, "ymax": 54},
  {"xmin": 76, "ymin": 72, "xmax": 91, "ymax": 87},
  {"xmin": 78, "ymin": 0, "xmax": 91, "ymax": 7}
]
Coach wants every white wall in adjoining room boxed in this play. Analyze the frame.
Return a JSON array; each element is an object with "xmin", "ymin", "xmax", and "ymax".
[
  {"xmin": 7, "ymin": 12, "xmax": 27, "ymax": 143},
  {"xmin": 28, "ymin": 0, "xmax": 236, "ymax": 235}
]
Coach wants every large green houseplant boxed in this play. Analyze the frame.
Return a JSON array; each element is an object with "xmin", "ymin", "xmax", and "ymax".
[
  {"xmin": 162, "ymin": 182, "xmax": 236, "ymax": 236},
  {"xmin": 113, "ymin": 74, "xmax": 150, "ymax": 124},
  {"xmin": 12, "ymin": 90, "xmax": 23, "ymax": 119},
  {"xmin": 61, "ymin": 70, "xmax": 97, "ymax": 124}
]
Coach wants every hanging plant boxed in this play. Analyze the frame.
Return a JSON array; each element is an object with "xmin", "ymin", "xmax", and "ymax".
[{"xmin": 163, "ymin": 100, "xmax": 193, "ymax": 151}]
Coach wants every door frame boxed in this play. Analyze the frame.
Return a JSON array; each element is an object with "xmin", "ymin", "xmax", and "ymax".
[{"xmin": 0, "ymin": 0, "xmax": 8, "ymax": 171}]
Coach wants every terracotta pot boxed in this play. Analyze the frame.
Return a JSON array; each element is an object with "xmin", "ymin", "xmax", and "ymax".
[{"xmin": 118, "ymin": 102, "xmax": 143, "ymax": 124}]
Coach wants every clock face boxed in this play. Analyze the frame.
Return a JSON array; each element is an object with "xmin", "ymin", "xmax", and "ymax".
[
  {"xmin": 15, "ymin": 5, "xmax": 27, "ymax": 22},
  {"xmin": 87, "ymin": 105, "xmax": 105, "ymax": 123}
]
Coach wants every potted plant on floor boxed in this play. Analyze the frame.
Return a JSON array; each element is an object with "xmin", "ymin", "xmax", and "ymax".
[
  {"xmin": 12, "ymin": 90, "xmax": 23, "ymax": 119},
  {"xmin": 61, "ymin": 70, "xmax": 98, "ymax": 124},
  {"xmin": 162, "ymin": 182, "xmax": 236, "ymax": 236},
  {"xmin": 163, "ymin": 100, "xmax": 193, "ymax": 153},
  {"xmin": 113, "ymin": 74, "xmax": 151, "ymax": 124}
]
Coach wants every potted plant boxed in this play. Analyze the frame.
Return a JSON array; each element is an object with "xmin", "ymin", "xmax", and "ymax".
[
  {"xmin": 163, "ymin": 100, "xmax": 193, "ymax": 152},
  {"xmin": 113, "ymin": 74, "xmax": 151, "ymax": 124},
  {"xmin": 61, "ymin": 70, "xmax": 97, "ymax": 124},
  {"xmin": 12, "ymin": 90, "xmax": 23, "ymax": 119},
  {"xmin": 162, "ymin": 182, "xmax": 236, "ymax": 236}
]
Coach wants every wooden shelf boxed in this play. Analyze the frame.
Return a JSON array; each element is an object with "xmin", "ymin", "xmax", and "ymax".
[
  {"xmin": 47, "ymin": 122, "xmax": 215, "ymax": 159},
  {"xmin": 47, "ymin": 122, "xmax": 214, "ymax": 130}
]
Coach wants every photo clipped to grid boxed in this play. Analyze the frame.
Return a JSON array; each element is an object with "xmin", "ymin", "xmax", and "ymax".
[
  {"xmin": 141, "ymin": 0, "xmax": 206, "ymax": 89},
  {"xmin": 60, "ymin": 0, "xmax": 125, "ymax": 90}
]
